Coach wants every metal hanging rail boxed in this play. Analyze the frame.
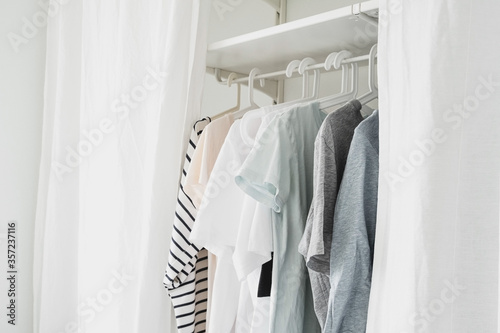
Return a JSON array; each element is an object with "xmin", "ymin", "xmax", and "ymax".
[
  {"xmin": 207, "ymin": 1, "xmax": 379, "ymax": 99},
  {"xmin": 214, "ymin": 53, "xmax": 372, "ymax": 86}
]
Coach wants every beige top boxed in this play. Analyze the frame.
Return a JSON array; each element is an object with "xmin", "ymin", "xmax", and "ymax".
[
  {"xmin": 183, "ymin": 113, "xmax": 234, "ymax": 328},
  {"xmin": 184, "ymin": 113, "xmax": 234, "ymax": 208}
]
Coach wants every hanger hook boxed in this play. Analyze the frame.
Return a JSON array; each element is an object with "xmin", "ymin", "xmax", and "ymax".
[
  {"xmin": 298, "ymin": 57, "xmax": 316, "ymax": 75},
  {"xmin": 333, "ymin": 50, "xmax": 353, "ymax": 70},
  {"xmin": 324, "ymin": 52, "xmax": 338, "ymax": 71},
  {"xmin": 299, "ymin": 57, "xmax": 320, "ymax": 98},
  {"xmin": 248, "ymin": 68, "xmax": 262, "ymax": 105},
  {"xmin": 286, "ymin": 59, "xmax": 309, "ymax": 98},
  {"xmin": 248, "ymin": 68, "xmax": 264, "ymax": 86},
  {"xmin": 214, "ymin": 68, "xmax": 224, "ymax": 83},
  {"xmin": 227, "ymin": 72, "xmax": 238, "ymax": 87},
  {"xmin": 249, "ymin": 68, "xmax": 265, "ymax": 88},
  {"xmin": 286, "ymin": 60, "xmax": 301, "ymax": 78},
  {"xmin": 248, "ymin": 68, "xmax": 261, "ymax": 87}
]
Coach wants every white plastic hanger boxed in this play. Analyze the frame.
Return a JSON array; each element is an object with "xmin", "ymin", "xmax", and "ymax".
[
  {"xmin": 268, "ymin": 57, "xmax": 321, "ymax": 111},
  {"xmin": 318, "ymin": 51, "xmax": 359, "ymax": 110},
  {"xmin": 286, "ymin": 59, "xmax": 309, "ymax": 99},
  {"xmin": 239, "ymin": 58, "xmax": 319, "ymax": 145},
  {"xmin": 227, "ymin": 72, "xmax": 241, "ymax": 109},
  {"xmin": 298, "ymin": 57, "xmax": 320, "ymax": 99},
  {"xmin": 231, "ymin": 67, "xmax": 264, "ymax": 119},
  {"xmin": 318, "ymin": 63, "xmax": 358, "ymax": 110},
  {"xmin": 324, "ymin": 51, "xmax": 350, "ymax": 96},
  {"xmin": 357, "ymin": 44, "xmax": 378, "ymax": 105},
  {"xmin": 212, "ymin": 72, "xmax": 241, "ymax": 120}
]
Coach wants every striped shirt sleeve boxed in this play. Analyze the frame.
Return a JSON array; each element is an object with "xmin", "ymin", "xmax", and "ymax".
[{"xmin": 164, "ymin": 117, "xmax": 210, "ymax": 333}]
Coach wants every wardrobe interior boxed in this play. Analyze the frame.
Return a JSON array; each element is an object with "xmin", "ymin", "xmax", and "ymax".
[{"xmin": 202, "ymin": 0, "xmax": 379, "ymax": 119}]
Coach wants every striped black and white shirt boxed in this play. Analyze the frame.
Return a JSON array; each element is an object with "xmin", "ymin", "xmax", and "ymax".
[{"xmin": 164, "ymin": 117, "xmax": 211, "ymax": 333}]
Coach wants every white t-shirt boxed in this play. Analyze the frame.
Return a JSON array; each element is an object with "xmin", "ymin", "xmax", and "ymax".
[
  {"xmin": 233, "ymin": 107, "xmax": 276, "ymax": 279},
  {"xmin": 190, "ymin": 119, "xmax": 249, "ymax": 256},
  {"xmin": 233, "ymin": 196, "xmax": 273, "ymax": 280},
  {"xmin": 189, "ymin": 119, "xmax": 255, "ymax": 333},
  {"xmin": 190, "ymin": 107, "xmax": 280, "ymax": 332},
  {"xmin": 236, "ymin": 102, "xmax": 324, "ymax": 333},
  {"xmin": 235, "ymin": 104, "xmax": 293, "ymax": 279},
  {"xmin": 237, "ymin": 267, "xmax": 271, "ymax": 333},
  {"xmin": 191, "ymin": 107, "xmax": 278, "ymax": 260},
  {"xmin": 240, "ymin": 105, "xmax": 291, "ymax": 333}
]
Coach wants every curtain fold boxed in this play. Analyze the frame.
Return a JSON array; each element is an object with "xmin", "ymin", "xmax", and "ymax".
[
  {"xmin": 34, "ymin": 0, "xmax": 211, "ymax": 332},
  {"xmin": 369, "ymin": 1, "xmax": 500, "ymax": 332}
]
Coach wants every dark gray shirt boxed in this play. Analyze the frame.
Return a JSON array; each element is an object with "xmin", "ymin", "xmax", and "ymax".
[{"xmin": 325, "ymin": 110, "xmax": 379, "ymax": 333}]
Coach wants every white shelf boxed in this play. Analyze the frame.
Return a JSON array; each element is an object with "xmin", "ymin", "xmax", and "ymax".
[{"xmin": 206, "ymin": 0, "xmax": 378, "ymax": 75}]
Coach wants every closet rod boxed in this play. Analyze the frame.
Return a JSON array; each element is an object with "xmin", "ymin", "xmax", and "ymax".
[{"xmin": 218, "ymin": 53, "xmax": 371, "ymax": 86}]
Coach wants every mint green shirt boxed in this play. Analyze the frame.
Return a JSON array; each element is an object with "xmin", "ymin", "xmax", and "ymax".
[{"xmin": 236, "ymin": 102, "xmax": 325, "ymax": 333}]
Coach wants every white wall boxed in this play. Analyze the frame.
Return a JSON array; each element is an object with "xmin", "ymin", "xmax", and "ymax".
[
  {"xmin": 0, "ymin": 0, "xmax": 46, "ymax": 331},
  {"xmin": 208, "ymin": 0, "xmax": 277, "ymax": 44}
]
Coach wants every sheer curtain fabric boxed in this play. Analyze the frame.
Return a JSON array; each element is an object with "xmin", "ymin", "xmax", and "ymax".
[
  {"xmin": 369, "ymin": 1, "xmax": 500, "ymax": 332},
  {"xmin": 33, "ymin": 0, "xmax": 211, "ymax": 332}
]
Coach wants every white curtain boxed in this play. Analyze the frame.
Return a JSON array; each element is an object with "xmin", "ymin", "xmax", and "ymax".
[
  {"xmin": 33, "ymin": 0, "xmax": 211, "ymax": 332},
  {"xmin": 369, "ymin": 1, "xmax": 500, "ymax": 332}
]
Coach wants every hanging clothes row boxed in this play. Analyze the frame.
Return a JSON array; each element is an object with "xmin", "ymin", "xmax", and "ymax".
[{"xmin": 164, "ymin": 45, "xmax": 380, "ymax": 333}]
